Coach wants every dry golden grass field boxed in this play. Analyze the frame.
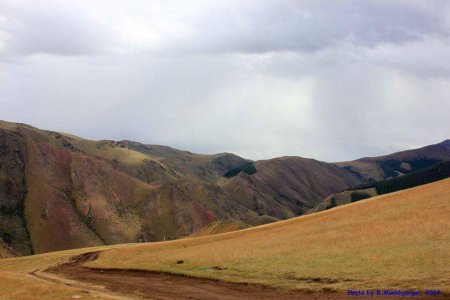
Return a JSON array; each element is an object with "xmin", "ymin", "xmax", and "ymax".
[
  {"xmin": 0, "ymin": 245, "xmax": 128, "ymax": 299},
  {"xmin": 0, "ymin": 178, "xmax": 448, "ymax": 299},
  {"xmin": 86, "ymin": 178, "xmax": 450, "ymax": 292}
]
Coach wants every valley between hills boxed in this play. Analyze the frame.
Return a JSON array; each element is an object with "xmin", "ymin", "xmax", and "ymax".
[{"xmin": 0, "ymin": 120, "xmax": 449, "ymax": 299}]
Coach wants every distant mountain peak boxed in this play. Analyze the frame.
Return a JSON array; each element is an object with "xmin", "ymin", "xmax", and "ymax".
[{"xmin": 439, "ymin": 139, "xmax": 450, "ymax": 146}]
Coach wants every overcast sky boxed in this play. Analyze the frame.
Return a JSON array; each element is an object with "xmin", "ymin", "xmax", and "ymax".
[{"xmin": 1, "ymin": 0, "xmax": 449, "ymax": 161}]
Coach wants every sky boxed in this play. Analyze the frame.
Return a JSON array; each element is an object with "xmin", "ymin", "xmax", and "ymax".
[{"xmin": 0, "ymin": 0, "xmax": 449, "ymax": 162}]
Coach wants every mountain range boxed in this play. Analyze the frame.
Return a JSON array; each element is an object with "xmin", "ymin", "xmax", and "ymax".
[{"xmin": 0, "ymin": 120, "xmax": 449, "ymax": 256}]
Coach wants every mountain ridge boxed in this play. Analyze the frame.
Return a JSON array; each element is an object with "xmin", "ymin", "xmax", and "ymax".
[
  {"xmin": 0, "ymin": 119, "xmax": 448, "ymax": 256},
  {"xmin": 335, "ymin": 139, "xmax": 450, "ymax": 182}
]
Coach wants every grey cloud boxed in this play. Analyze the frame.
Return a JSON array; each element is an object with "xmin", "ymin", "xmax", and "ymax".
[
  {"xmin": 0, "ymin": 1, "xmax": 111, "ymax": 57},
  {"xmin": 2, "ymin": 1, "xmax": 449, "ymax": 58},
  {"xmin": 366, "ymin": 38, "xmax": 450, "ymax": 78},
  {"xmin": 162, "ymin": 0, "xmax": 450, "ymax": 54},
  {"xmin": 0, "ymin": 1, "xmax": 449, "ymax": 162},
  {"xmin": 309, "ymin": 63, "xmax": 450, "ymax": 160}
]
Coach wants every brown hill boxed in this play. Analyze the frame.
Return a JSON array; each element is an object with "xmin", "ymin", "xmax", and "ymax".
[
  {"xmin": 311, "ymin": 160, "xmax": 450, "ymax": 214},
  {"xmin": 0, "ymin": 121, "xmax": 361, "ymax": 255},
  {"xmin": 0, "ymin": 120, "xmax": 448, "ymax": 256},
  {"xmin": 0, "ymin": 238, "xmax": 16, "ymax": 258},
  {"xmin": 1, "ymin": 179, "xmax": 448, "ymax": 299},
  {"xmin": 336, "ymin": 139, "xmax": 450, "ymax": 181},
  {"xmin": 308, "ymin": 187, "xmax": 378, "ymax": 214},
  {"xmin": 223, "ymin": 157, "xmax": 361, "ymax": 218}
]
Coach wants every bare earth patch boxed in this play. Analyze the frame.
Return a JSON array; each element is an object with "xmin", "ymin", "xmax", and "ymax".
[
  {"xmin": 45, "ymin": 251, "xmax": 438, "ymax": 300},
  {"xmin": 46, "ymin": 252, "xmax": 331, "ymax": 299}
]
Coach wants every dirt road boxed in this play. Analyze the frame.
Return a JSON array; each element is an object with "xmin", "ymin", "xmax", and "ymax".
[
  {"xmin": 41, "ymin": 252, "xmax": 343, "ymax": 299},
  {"xmin": 41, "ymin": 252, "xmax": 437, "ymax": 300}
]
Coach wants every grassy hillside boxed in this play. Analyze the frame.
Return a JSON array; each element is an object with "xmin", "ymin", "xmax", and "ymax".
[
  {"xmin": 0, "ymin": 178, "xmax": 447, "ymax": 298},
  {"xmin": 1, "ymin": 120, "xmax": 448, "ymax": 256},
  {"xmin": 311, "ymin": 161, "xmax": 450, "ymax": 213},
  {"xmin": 224, "ymin": 157, "xmax": 361, "ymax": 219},
  {"xmin": 337, "ymin": 139, "xmax": 450, "ymax": 181},
  {"xmin": 0, "ymin": 120, "xmax": 364, "ymax": 255},
  {"xmin": 82, "ymin": 178, "xmax": 450, "ymax": 292},
  {"xmin": 0, "ymin": 244, "xmax": 126, "ymax": 299},
  {"xmin": 308, "ymin": 188, "xmax": 377, "ymax": 213},
  {"xmin": 0, "ymin": 271, "xmax": 111, "ymax": 299},
  {"xmin": 372, "ymin": 160, "xmax": 450, "ymax": 194},
  {"xmin": 0, "ymin": 239, "xmax": 16, "ymax": 258},
  {"xmin": 189, "ymin": 221, "xmax": 248, "ymax": 238}
]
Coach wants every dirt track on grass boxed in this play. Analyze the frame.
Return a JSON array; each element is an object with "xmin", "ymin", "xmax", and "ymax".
[{"xmin": 43, "ymin": 251, "xmax": 437, "ymax": 300}]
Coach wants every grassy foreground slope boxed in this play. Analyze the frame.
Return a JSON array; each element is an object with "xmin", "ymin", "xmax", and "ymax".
[
  {"xmin": 86, "ymin": 178, "xmax": 450, "ymax": 292},
  {"xmin": 0, "ymin": 244, "xmax": 127, "ymax": 299}
]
